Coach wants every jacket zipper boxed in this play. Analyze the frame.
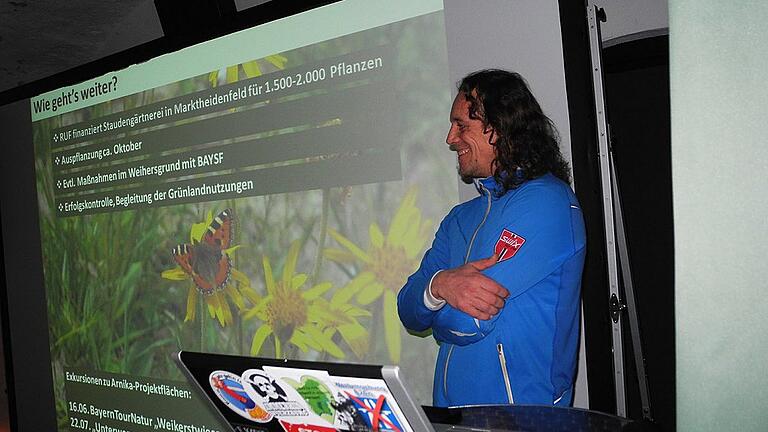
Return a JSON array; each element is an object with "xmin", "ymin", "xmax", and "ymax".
[
  {"xmin": 443, "ymin": 183, "xmax": 493, "ymax": 399},
  {"xmin": 497, "ymin": 343, "xmax": 514, "ymax": 404},
  {"xmin": 464, "ymin": 182, "xmax": 492, "ymax": 264},
  {"xmin": 443, "ymin": 344, "xmax": 455, "ymax": 397}
]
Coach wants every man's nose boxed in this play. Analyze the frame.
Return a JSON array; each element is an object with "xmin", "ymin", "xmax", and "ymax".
[{"xmin": 446, "ymin": 125, "xmax": 458, "ymax": 146}]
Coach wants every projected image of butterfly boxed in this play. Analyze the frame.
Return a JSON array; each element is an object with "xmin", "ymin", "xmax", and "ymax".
[
  {"xmin": 171, "ymin": 209, "xmax": 234, "ymax": 295},
  {"xmin": 161, "ymin": 208, "xmax": 258, "ymax": 326}
]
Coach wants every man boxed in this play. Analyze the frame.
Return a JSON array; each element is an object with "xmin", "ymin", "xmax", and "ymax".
[
  {"xmin": 244, "ymin": 370, "xmax": 288, "ymax": 403},
  {"xmin": 397, "ymin": 69, "xmax": 586, "ymax": 407}
]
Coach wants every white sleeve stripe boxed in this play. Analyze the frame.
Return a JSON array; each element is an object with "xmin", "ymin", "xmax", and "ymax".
[{"xmin": 423, "ymin": 270, "xmax": 446, "ymax": 311}]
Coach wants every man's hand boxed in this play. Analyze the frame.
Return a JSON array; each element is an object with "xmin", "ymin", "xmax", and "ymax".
[{"xmin": 431, "ymin": 255, "xmax": 509, "ymax": 320}]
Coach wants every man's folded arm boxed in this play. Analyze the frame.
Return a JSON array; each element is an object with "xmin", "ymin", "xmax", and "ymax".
[
  {"xmin": 419, "ymin": 251, "xmax": 506, "ymax": 344},
  {"xmin": 397, "ymin": 216, "xmax": 452, "ymax": 332}
]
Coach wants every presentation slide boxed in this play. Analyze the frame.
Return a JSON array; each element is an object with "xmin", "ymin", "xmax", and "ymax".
[{"xmin": 26, "ymin": 1, "xmax": 456, "ymax": 430}]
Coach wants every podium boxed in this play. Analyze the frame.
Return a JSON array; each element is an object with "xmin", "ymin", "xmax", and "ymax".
[{"xmin": 425, "ymin": 404, "xmax": 640, "ymax": 432}]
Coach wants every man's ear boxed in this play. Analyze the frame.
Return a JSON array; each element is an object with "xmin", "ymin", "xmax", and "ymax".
[{"xmin": 485, "ymin": 126, "xmax": 498, "ymax": 146}]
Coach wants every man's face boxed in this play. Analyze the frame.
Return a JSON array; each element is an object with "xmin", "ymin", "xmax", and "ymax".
[
  {"xmin": 250, "ymin": 375, "xmax": 278, "ymax": 398},
  {"xmin": 446, "ymin": 92, "xmax": 496, "ymax": 181},
  {"xmin": 261, "ymin": 383, "xmax": 278, "ymax": 397}
]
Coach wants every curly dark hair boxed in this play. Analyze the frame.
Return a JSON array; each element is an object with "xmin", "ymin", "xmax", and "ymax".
[{"xmin": 458, "ymin": 69, "xmax": 571, "ymax": 193}]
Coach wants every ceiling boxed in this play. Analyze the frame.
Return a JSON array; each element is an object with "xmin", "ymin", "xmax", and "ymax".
[
  {"xmin": 0, "ymin": 0, "xmax": 162, "ymax": 95},
  {"xmin": 0, "ymin": 0, "xmax": 667, "ymax": 99}
]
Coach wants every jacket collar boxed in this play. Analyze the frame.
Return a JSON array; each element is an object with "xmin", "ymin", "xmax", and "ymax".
[
  {"xmin": 474, "ymin": 176, "xmax": 505, "ymax": 197},
  {"xmin": 474, "ymin": 169, "xmax": 529, "ymax": 197}
]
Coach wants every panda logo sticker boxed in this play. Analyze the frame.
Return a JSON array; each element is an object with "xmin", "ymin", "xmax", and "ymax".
[{"xmin": 209, "ymin": 370, "xmax": 273, "ymax": 423}]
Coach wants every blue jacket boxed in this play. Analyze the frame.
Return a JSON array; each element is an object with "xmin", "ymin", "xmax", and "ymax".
[{"xmin": 397, "ymin": 174, "xmax": 586, "ymax": 407}]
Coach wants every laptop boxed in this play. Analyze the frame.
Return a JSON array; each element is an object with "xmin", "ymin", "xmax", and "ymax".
[{"xmin": 175, "ymin": 351, "xmax": 435, "ymax": 432}]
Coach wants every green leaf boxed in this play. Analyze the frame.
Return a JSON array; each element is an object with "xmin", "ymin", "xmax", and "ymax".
[
  {"xmin": 383, "ymin": 290, "xmax": 401, "ymax": 363},
  {"xmin": 224, "ymin": 244, "xmax": 244, "ymax": 257},
  {"xmin": 328, "ymin": 229, "xmax": 372, "ymax": 264},
  {"xmin": 225, "ymin": 285, "xmax": 245, "ymax": 310},
  {"xmin": 243, "ymin": 295, "xmax": 271, "ymax": 320},
  {"xmin": 185, "ymin": 287, "xmax": 197, "ymax": 322},
  {"xmin": 262, "ymin": 255, "xmax": 276, "ymax": 295},
  {"xmin": 306, "ymin": 305, "xmax": 343, "ymax": 326},
  {"xmin": 162, "ymin": 267, "xmax": 189, "ymax": 281},
  {"xmin": 295, "ymin": 329, "xmax": 323, "ymax": 352},
  {"xmin": 283, "ymin": 240, "xmax": 301, "ymax": 288},
  {"xmin": 387, "ymin": 188, "xmax": 418, "ymax": 246},
  {"xmin": 291, "ymin": 336, "xmax": 309, "ymax": 353},
  {"xmin": 210, "ymin": 294, "xmax": 228, "ymax": 326},
  {"xmin": 241, "ymin": 287, "xmax": 261, "ymax": 305},
  {"xmin": 356, "ymin": 282, "xmax": 384, "ymax": 305},
  {"xmin": 369, "ymin": 223, "xmax": 385, "ymax": 248},
  {"xmin": 250, "ymin": 324, "xmax": 273, "ymax": 356},
  {"xmin": 332, "ymin": 272, "xmax": 374, "ymax": 305},
  {"xmin": 343, "ymin": 305, "xmax": 371, "ymax": 318},
  {"xmin": 116, "ymin": 262, "xmax": 142, "ymax": 316},
  {"xmin": 291, "ymin": 273, "xmax": 308, "ymax": 290},
  {"xmin": 302, "ymin": 282, "xmax": 333, "ymax": 300},
  {"xmin": 338, "ymin": 322, "xmax": 369, "ymax": 358},
  {"xmin": 304, "ymin": 326, "xmax": 345, "ymax": 359},
  {"xmin": 274, "ymin": 335, "xmax": 282, "ymax": 357},
  {"xmin": 323, "ymin": 248, "xmax": 357, "ymax": 263},
  {"xmin": 190, "ymin": 211, "xmax": 213, "ymax": 242}
]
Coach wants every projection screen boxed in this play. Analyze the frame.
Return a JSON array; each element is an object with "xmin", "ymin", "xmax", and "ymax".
[{"xmin": 0, "ymin": 1, "xmax": 585, "ymax": 430}]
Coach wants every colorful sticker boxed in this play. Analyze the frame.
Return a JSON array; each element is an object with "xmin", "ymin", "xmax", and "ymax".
[
  {"xmin": 242, "ymin": 368, "xmax": 332, "ymax": 426},
  {"xmin": 330, "ymin": 376, "xmax": 412, "ymax": 432},
  {"xmin": 263, "ymin": 367, "xmax": 336, "ymax": 423},
  {"xmin": 344, "ymin": 393, "xmax": 405, "ymax": 432},
  {"xmin": 209, "ymin": 370, "xmax": 273, "ymax": 423},
  {"xmin": 278, "ymin": 419, "xmax": 337, "ymax": 432}
]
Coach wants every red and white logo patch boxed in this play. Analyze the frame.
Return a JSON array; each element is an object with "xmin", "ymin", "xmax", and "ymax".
[{"xmin": 494, "ymin": 229, "xmax": 525, "ymax": 262}]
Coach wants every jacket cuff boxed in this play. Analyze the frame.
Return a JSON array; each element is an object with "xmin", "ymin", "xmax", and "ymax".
[{"xmin": 423, "ymin": 270, "xmax": 446, "ymax": 311}]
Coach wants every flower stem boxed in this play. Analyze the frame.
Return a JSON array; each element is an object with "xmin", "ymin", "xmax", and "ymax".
[
  {"xmin": 228, "ymin": 199, "xmax": 244, "ymax": 355},
  {"xmin": 199, "ymin": 295, "xmax": 206, "ymax": 351},
  {"xmin": 311, "ymin": 188, "xmax": 331, "ymax": 284}
]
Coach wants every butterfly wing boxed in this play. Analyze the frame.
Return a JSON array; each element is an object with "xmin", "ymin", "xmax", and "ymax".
[
  {"xmin": 206, "ymin": 244, "xmax": 231, "ymax": 292},
  {"xmin": 172, "ymin": 209, "xmax": 235, "ymax": 295},
  {"xmin": 203, "ymin": 209, "xmax": 234, "ymax": 250},
  {"xmin": 172, "ymin": 243, "xmax": 195, "ymax": 276},
  {"xmin": 173, "ymin": 242, "xmax": 229, "ymax": 295}
]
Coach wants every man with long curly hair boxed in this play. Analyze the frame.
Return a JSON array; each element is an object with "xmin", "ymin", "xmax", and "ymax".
[{"xmin": 398, "ymin": 69, "xmax": 586, "ymax": 407}]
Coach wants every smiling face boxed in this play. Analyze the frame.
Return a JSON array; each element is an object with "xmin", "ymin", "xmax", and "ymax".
[
  {"xmin": 446, "ymin": 91, "xmax": 497, "ymax": 182},
  {"xmin": 247, "ymin": 373, "xmax": 282, "ymax": 400}
]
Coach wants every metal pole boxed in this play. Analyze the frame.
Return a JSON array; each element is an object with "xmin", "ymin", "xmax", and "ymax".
[
  {"xmin": 585, "ymin": 2, "xmax": 626, "ymax": 417},
  {"xmin": 610, "ymin": 151, "xmax": 653, "ymax": 421}
]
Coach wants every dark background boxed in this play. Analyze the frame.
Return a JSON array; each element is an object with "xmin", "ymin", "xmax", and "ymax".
[{"xmin": 604, "ymin": 35, "xmax": 673, "ymax": 430}]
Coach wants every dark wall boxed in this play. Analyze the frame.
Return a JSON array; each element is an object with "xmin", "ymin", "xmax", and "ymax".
[
  {"xmin": 604, "ymin": 35, "xmax": 674, "ymax": 431},
  {"xmin": 0, "ymin": 100, "xmax": 57, "ymax": 431},
  {"xmin": 0, "ymin": 314, "xmax": 8, "ymax": 432}
]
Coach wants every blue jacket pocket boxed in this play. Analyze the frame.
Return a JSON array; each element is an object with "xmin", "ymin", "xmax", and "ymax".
[{"xmin": 432, "ymin": 304, "xmax": 499, "ymax": 346}]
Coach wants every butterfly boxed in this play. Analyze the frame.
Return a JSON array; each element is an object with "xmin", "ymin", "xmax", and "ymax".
[{"xmin": 172, "ymin": 209, "xmax": 234, "ymax": 295}]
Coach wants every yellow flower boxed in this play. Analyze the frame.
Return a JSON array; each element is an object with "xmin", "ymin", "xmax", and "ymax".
[
  {"xmin": 324, "ymin": 188, "xmax": 432, "ymax": 362},
  {"xmin": 310, "ymin": 280, "xmax": 372, "ymax": 359},
  {"xmin": 244, "ymin": 240, "xmax": 346, "ymax": 359},
  {"xmin": 161, "ymin": 210, "xmax": 259, "ymax": 327}
]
